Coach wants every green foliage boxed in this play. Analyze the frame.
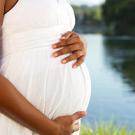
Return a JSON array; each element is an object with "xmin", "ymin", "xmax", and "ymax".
[
  {"xmin": 73, "ymin": 5, "xmax": 103, "ymax": 25},
  {"xmin": 102, "ymin": 0, "xmax": 135, "ymax": 36},
  {"xmin": 80, "ymin": 122, "xmax": 135, "ymax": 135},
  {"xmin": 72, "ymin": 5, "xmax": 105, "ymax": 33}
]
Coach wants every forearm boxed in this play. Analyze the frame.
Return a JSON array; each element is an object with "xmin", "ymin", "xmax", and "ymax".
[{"xmin": 0, "ymin": 74, "xmax": 58, "ymax": 135}]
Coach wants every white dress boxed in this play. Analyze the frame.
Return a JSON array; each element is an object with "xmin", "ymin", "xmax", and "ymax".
[{"xmin": 0, "ymin": 0, "xmax": 91, "ymax": 134}]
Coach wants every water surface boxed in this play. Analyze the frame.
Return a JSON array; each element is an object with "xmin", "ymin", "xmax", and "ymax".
[{"xmin": 82, "ymin": 34, "xmax": 135, "ymax": 129}]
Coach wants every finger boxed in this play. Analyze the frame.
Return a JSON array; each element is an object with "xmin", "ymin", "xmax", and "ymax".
[
  {"xmin": 52, "ymin": 33, "xmax": 79, "ymax": 49},
  {"xmin": 61, "ymin": 32, "xmax": 79, "ymax": 41},
  {"xmin": 65, "ymin": 32, "xmax": 80, "ymax": 42},
  {"xmin": 52, "ymin": 35, "xmax": 80, "ymax": 49},
  {"xmin": 52, "ymin": 36, "xmax": 79, "ymax": 49},
  {"xmin": 60, "ymin": 31, "xmax": 73, "ymax": 40},
  {"xmin": 72, "ymin": 55, "xmax": 85, "ymax": 69},
  {"xmin": 65, "ymin": 37, "xmax": 81, "ymax": 45},
  {"xmin": 71, "ymin": 111, "xmax": 87, "ymax": 123},
  {"xmin": 61, "ymin": 51, "xmax": 84, "ymax": 64},
  {"xmin": 52, "ymin": 40, "xmax": 68, "ymax": 49},
  {"xmin": 52, "ymin": 32, "xmax": 72, "ymax": 48},
  {"xmin": 52, "ymin": 43, "xmax": 82, "ymax": 57}
]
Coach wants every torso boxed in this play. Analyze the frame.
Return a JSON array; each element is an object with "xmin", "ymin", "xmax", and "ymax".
[
  {"xmin": 0, "ymin": 1, "xmax": 91, "ymax": 134},
  {"xmin": 2, "ymin": 0, "xmax": 75, "ymax": 36}
]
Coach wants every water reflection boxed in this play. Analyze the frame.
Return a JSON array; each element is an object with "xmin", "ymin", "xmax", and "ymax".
[
  {"xmin": 83, "ymin": 34, "xmax": 135, "ymax": 129},
  {"xmin": 103, "ymin": 38, "xmax": 135, "ymax": 93}
]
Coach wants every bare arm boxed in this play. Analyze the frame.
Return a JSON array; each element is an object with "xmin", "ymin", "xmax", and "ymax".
[
  {"xmin": 0, "ymin": 74, "xmax": 58, "ymax": 135},
  {"xmin": 0, "ymin": 1, "xmax": 87, "ymax": 135},
  {"xmin": 0, "ymin": 1, "xmax": 58, "ymax": 134}
]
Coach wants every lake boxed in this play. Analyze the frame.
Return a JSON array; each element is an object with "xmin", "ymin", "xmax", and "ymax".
[{"xmin": 82, "ymin": 34, "xmax": 135, "ymax": 129}]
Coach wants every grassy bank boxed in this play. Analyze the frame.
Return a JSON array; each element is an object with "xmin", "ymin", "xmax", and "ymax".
[{"xmin": 80, "ymin": 122, "xmax": 135, "ymax": 135}]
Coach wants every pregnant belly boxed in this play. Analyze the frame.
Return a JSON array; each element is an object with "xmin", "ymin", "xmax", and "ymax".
[
  {"xmin": 46, "ymin": 64, "xmax": 91, "ymax": 120},
  {"xmin": 0, "ymin": 41, "xmax": 91, "ymax": 121},
  {"xmin": 42, "ymin": 47, "xmax": 91, "ymax": 120}
]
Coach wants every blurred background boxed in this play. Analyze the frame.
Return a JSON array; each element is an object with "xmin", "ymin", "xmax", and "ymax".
[{"xmin": 70, "ymin": 0, "xmax": 135, "ymax": 130}]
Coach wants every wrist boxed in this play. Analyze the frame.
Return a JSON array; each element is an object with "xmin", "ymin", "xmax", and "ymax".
[{"xmin": 44, "ymin": 119, "xmax": 60, "ymax": 135}]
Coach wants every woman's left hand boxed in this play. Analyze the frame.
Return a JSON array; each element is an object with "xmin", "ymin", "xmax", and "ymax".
[{"xmin": 51, "ymin": 31, "xmax": 87, "ymax": 69}]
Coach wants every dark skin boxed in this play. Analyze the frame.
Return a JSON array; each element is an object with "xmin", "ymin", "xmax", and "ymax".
[
  {"xmin": 52, "ymin": 31, "xmax": 87, "ymax": 68},
  {"xmin": 0, "ymin": 0, "xmax": 88, "ymax": 134}
]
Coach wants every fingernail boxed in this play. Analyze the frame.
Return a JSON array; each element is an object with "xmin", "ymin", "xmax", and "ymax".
[
  {"xmin": 52, "ymin": 53, "xmax": 58, "ymax": 57},
  {"xmin": 52, "ymin": 45, "xmax": 57, "ymax": 48},
  {"xmin": 73, "ymin": 65, "xmax": 77, "ymax": 68},
  {"xmin": 62, "ymin": 60, "xmax": 66, "ymax": 64},
  {"xmin": 80, "ymin": 111, "xmax": 87, "ymax": 116},
  {"xmin": 61, "ymin": 36, "xmax": 66, "ymax": 39}
]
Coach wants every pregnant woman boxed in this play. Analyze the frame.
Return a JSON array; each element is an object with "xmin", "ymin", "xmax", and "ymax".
[{"xmin": 0, "ymin": 0, "xmax": 91, "ymax": 135}]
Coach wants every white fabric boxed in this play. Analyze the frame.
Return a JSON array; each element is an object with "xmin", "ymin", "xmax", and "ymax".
[{"xmin": 0, "ymin": 0, "xmax": 91, "ymax": 134}]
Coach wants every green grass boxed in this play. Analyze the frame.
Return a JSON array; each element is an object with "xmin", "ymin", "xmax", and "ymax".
[{"xmin": 80, "ymin": 122, "xmax": 135, "ymax": 135}]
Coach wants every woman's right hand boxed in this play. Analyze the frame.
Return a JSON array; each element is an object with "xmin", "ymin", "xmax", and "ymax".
[{"xmin": 52, "ymin": 111, "xmax": 87, "ymax": 135}]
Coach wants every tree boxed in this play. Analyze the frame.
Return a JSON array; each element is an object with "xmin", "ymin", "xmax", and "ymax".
[{"xmin": 102, "ymin": 0, "xmax": 135, "ymax": 36}]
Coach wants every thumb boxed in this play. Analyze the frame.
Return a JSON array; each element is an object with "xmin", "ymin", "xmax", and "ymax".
[
  {"xmin": 60, "ymin": 31, "xmax": 73, "ymax": 40},
  {"xmin": 71, "ymin": 111, "xmax": 87, "ymax": 122}
]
